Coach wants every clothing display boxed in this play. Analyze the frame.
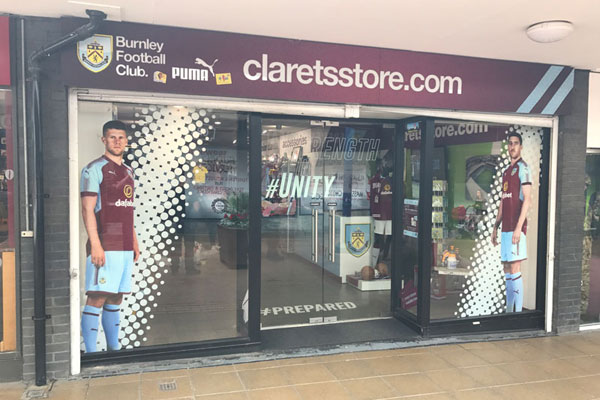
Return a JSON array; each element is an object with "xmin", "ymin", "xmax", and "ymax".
[
  {"xmin": 368, "ymin": 170, "xmax": 392, "ymax": 223},
  {"xmin": 192, "ymin": 165, "xmax": 208, "ymax": 184},
  {"xmin": 369, "ymin": 165, "xmax": 392, "ymax": 266},
  {"xmin": 367, "ymin": 172, "xmax": 381, "ymax": 218},
  {"xmin": 374, "ymin": 219, "xmax": 392, "ymax": 235},
  {"xmin": 377, "ymin": 176, "xmax": 393, "ymax": 221}
]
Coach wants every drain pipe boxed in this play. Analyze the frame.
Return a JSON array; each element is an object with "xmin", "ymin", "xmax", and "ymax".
[{"xmin": 28, "ymin": 9, "xmax": 106, "ymax": 386}]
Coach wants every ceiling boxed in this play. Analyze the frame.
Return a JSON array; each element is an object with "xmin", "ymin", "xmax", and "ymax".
[{"xmin": 1, "ymin": 0, "xmax": 599, "ymax": 71}]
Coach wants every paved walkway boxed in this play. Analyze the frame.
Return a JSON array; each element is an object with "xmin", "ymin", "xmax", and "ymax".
[{"xmin": 3, "ymin": 331, "xmax": 600, "ymax": 399}]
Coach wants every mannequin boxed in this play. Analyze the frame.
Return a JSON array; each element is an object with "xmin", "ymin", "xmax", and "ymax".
[
  {"xmin": 376, "ymin": 163, "xmax": 393, "ymax": 262},
  {"xmin": 369, "ymin": 159, "xmax": 393, "ymax": 266}
]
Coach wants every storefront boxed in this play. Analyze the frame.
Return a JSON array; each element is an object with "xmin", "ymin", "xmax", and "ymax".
[{"xmin": 12, "ymin": 14, "xmax": 591, "ymax": 381}]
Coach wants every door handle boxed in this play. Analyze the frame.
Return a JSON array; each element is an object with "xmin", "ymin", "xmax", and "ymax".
[
  {"xmin": 311, "ymin": 209, "xmax": 315, "ymax": 262},
  {"xmin": 314, "ymin": 209, "xmax": 318, "ymax": 264},
  {"xmin": 329, "ymin": 207, "xmax": 336, "ymax": 263}
]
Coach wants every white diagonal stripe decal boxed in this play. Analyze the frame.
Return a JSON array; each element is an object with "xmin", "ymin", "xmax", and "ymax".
[
  {"xmin": 542, "ymin": 69, "xmax": 575, "ymax": 115},
  {"xmin": 516, "ymin": 65, "xmax": 564, "ymax": 113}
]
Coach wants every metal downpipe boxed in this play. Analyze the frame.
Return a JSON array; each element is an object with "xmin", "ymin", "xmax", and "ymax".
[{"xmin": 27, "ymin": 9, "xmax": 106, "ymax": 386}]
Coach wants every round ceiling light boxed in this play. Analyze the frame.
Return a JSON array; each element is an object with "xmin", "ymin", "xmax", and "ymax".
[{"xmin": 526, "ymin": 20, "xmax": 574, "ymax": 43}]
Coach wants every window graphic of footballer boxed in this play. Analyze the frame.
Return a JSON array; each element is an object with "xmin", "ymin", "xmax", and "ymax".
[
  {"xmin": 80, "ymin": 120, "xmax": 140, "ymax": 352},
  {"xmin": 491, "ymin": 132, "xmax": 531, "ymax": 313}
]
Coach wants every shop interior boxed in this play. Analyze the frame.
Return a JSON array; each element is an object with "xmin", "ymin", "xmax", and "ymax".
[{"xmin": 260, "ymin": 118, "xmax": 394, "ymax": 328}]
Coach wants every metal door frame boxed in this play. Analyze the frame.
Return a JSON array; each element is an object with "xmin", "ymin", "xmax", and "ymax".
[{"xmin": 256, "ymin": 114, "xmax": 402, "ymax": 330}]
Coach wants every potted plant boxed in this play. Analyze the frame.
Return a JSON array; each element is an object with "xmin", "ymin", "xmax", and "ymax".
[{"xmin": 217, "ymin": 192, "xmax": 249, "ymax": 268}]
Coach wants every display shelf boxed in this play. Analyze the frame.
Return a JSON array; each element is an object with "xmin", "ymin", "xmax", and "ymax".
[
  {"xmin": 346, "ymin": 274, "xmax": 391, "ymax": 291},
  {"xmin": 434, "ymin": 266, "xmax": 471, "ymax": 277}
]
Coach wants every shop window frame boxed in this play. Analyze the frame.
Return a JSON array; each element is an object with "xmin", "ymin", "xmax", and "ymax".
[
  {"xmin": 397, "ymin": 119, "xmax": 551, "ymax": 337},
  {"xmin": 580, "ymin": 149, "xmax": 600, "ymax": 329},
  {"xmin": 78, "ymin": 107, "xmax": 260, "ymax": 367},
  {"xmin": 69, "ymin": 87, "xmax": 558, "ymax": 369}
]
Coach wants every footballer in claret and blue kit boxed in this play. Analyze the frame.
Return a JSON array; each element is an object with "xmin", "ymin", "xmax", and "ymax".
[
  {"xmin": 80, "ymin": 120, "xmax": 140, "ymax": 353},
  {"xmin": 491, "ymin": 132, "xmax": 532, "ymax": 313}
]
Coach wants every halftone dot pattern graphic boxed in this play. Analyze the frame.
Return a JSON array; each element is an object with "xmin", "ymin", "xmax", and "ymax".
[
  {"xmin": 456, "ymin": 125, "xmax": 543, "ymax": 318},
  {"xmin": 83, "ymin": 105, "xmax": 218, "ymax": 351}
]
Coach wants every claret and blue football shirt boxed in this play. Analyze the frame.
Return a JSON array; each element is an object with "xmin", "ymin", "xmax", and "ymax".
[
  {"xmin": 368, "ymin": 173, "xmax": 381, "ymax": 218},
  {"xmin": 80, "ymin": 155, "xmax": 135, "ymax": 255},
  {"xmin": 501, "ymin": 158, "xmax": 531, "ymax": 234}
]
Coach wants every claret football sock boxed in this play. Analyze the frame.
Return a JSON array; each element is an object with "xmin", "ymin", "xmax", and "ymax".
[
  {"xmin": 102, "ymin": 303, "xmax": 122, "ymax": 351},
  {"xmin": 81, "ymin": 305, "xmax": 101, "ymax": 353},
  {"xmin": 505, "ymin": 273, "xmax": 515, "ymax": 313},
  {"xmin": 511, "ymin": 272, "xmax": 523, "ymax": 312}
]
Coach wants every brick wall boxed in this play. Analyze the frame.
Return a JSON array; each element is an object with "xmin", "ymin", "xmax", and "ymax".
[
  {"xmin": 553, "ymin": 70, "xmax": 589, "ymax": 333},
  {"xmin": 19, "ymin": 16, "xmax": 71, "ymax": 382}
]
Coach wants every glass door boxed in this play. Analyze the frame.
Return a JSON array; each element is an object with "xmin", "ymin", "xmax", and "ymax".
[
  {"xmin": 260, "ymin": 118, "xmax": 326, "ymax": 327},
  {"xmin": 394, "ymin": 118, "xmax": 434, "ymax": 331},
  {"xmin": 582, "ymin": 152, "xmax": 600, "ymax": 324},
  {"xmin": 397, "ymin": 120, "xmax": 421, "ymax": 317},
  {"xmin": 260, "ymin": 117, "xmax": 394, "ymax": 328},
  {"xmin": 320, "ymin": 122, "xmax": 395, "ymax": 323}
]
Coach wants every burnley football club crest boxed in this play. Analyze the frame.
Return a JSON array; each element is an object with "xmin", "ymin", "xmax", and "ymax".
[
  {"xmin": 77, "ymin": 34, "xmax": 113, "ymax": 73},
  {"xmin": 345, "ymin": 223, "xmax": 371, "ymax": 257}
]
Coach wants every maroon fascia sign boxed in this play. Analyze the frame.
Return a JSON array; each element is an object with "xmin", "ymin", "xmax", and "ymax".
[
  {"xmin": 61, "ymin": 18, "xmax": 574, "ymax": 115},
  {"xmin": 0, "ymin": 16, "xmax": 10, "ymax": 86}
]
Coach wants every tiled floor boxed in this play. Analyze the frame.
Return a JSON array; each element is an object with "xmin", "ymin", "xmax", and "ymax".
[{"xmin": 5, "ymin": 331, "xmax": 600, "ymax": 399}]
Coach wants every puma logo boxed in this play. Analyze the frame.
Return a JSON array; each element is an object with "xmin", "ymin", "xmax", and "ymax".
[{"xmin": 195, "ymin": 58, "xmax": 219, "ymax": 77}]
